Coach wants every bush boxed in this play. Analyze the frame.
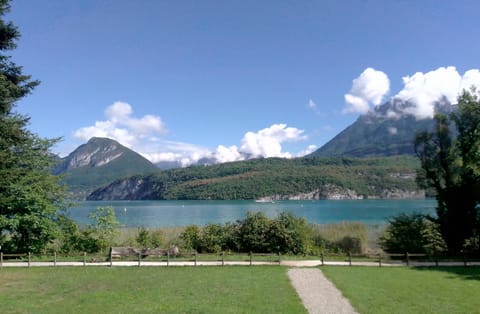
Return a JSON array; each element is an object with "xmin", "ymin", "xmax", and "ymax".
[
  {"xmin": 237, "ymin": 212, "xmax": 271, "ymax": 253},
  {"xmin": 268, "ymin": 212, "xmax": 309, "ymax": 254},
  {"xmin": 136, "ymin": 227, "xmax": 164, "ymax": 248},
  {"xmin": 181, "ymin": 225, "xmax": 201, "ymax": 251},
  {"xmin": 380, "ymin": 212, "xmax": 446, "ymax": 255}
]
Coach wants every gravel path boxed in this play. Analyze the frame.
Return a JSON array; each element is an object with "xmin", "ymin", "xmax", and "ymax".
[{"xmin": 288, "ymin": 268, "xmax": 358, "ymax": 314}]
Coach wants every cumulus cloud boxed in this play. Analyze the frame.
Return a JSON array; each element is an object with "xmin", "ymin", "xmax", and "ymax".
[
  {"xmin": 240, "ymin": 124, "xmax": 307, "ymax": 158},
  {"xmin": 394, "ymin": 67, "xmax": 480, "ymax": 119},
  {"xmin": 74, "ymin": 101, "xmax": 167, "ymax": 147},
  {"xmin": 343, "ymin": 68, "xmax": 390, "ymax": 114},
  {"xmin": 74, "ymin": 102, "xmax": 314, "ymax": 167}
]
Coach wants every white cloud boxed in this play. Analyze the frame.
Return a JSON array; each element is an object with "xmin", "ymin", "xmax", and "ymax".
[
  {"xmin": 343, "ymin": 68, "xmax": 390, "ymax": 114},
  {"xmin": 215, "ymin": 145, "xmax": 244, "ymax": 163},
  {"xmin": 140, "ymin": 141, "xmax": 213, "ymax": 167},
  {"xmin": 74, "ymin": 102, "xmax": 313, "ymax": 167},
  {"xmin": 295, "ymin": 144, "xmax": 318, "ymax": 157},
  {"xmin": 394, "ymin": 67, "xmax": 480, "ymax": 119},
  {"xmin": 74, "ymin": 101, "xmax": 167, "ymax": 147},
  {"xmin": 240, "ymin": 124, "xmax": 307, "ymax": 158}
]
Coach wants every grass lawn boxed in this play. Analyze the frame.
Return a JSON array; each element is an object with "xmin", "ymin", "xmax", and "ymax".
[
  {"xmin": 322, "ymin": 266, "xmax": 480, "ymax": 314},
  {"xmin": 0, "ymin": 266, "xmax": 306, "ymax": 314}
]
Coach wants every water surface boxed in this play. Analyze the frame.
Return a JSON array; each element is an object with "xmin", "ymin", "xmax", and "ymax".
[{"xmin": 67, "ymin": 199, "xmax": 436, "ymax": 228}]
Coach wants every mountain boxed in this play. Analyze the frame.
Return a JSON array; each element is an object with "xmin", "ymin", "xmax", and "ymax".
[
  {"xmin": 310, "ymin": 98, "xmax": 453, "ymax": 157},
  {"xmin": 55, "ymin": 137, "xmax": 159, "ymax": 199},
  {"xmin": 87, "ymin": 156, "xmax": 423, "ymax": 201}
]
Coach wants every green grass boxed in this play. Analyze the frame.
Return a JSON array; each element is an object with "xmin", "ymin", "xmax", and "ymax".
[
  {"xmin": 0, "ymin": 266, "xmax": 306, "ymax": 314},
  {"xmin": 322, "ymin": 266, "xmax": 480, "ymax": 314}
]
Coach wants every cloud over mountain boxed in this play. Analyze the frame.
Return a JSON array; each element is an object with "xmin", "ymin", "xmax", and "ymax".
[
  {"xmin": 394, "ymin": 67, "xmax": 480, "ymax": 119},
  {"xmin": 344, "ymin": 66, "xmax": 480, "ymax": 119},
  {"xmin": 74, "ymin": 103, "xmax": 309, "ymax": 167},
  {"xmin": 343, "ymin": 68, "xmax": 390, "ymax": 114},
  {"xmin": 74, "ymin": 102, "xmax": 167, "ymax": 147}
]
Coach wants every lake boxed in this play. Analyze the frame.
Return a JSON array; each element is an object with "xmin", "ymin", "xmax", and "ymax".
[{"xmin": 67, "ymin": 199, "xmax": 437, "ymax": 228}]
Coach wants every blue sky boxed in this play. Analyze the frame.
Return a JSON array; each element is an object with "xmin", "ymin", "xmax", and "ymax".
[{"xmin": 7, "ymin": 0, "xmax": 480, "ymax": 165}]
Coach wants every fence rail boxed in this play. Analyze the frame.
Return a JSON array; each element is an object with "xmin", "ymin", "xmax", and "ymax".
[{"xmin": 0, "ymin": 250, "xmax": 479, "ymax": 268}]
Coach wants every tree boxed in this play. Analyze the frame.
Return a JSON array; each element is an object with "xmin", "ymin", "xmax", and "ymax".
[
  {"xmin": 84, "ymin": 207, "xmax": 121, "ymax": 253},
  {"xmin": 0, "ymin": 0, "xmax": 68, "ymax": 253},
  {"xmin": 415, "ymin": 89, "xmax": 480, "ymax": 255}
]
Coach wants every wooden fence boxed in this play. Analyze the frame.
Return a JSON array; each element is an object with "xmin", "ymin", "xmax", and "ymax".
[{"xmin": 0, "ymin": 250, "xmax": 479, "ymax": 268}]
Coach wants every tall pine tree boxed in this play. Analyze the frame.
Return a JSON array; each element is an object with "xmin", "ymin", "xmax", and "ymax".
[{"xmin": 0, "ymin": 0, "xmax": 68, "ymax": 253}]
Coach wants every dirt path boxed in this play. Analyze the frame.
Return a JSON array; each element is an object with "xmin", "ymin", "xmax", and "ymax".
[{"xmin": 287, "ymin": 268, "xmax": 358, "ymax": 314}]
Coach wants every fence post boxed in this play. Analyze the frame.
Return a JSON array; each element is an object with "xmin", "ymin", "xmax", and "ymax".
[
  {"xmin": 464, "ymin": 254, "xmax": 467, "ymax": 267},
  {"xmin": 194, "ymin": 252, "xmax": 197, "ymax": 266},
  {"xmin": 221, "ymin": 252, "xmax": 224, "ymax": 267},
  {"xmin": 167, "ymin": 251, "xmax": 170, "ymax": 267},
  {"xmin": 54, "ymin": 252, "xmax": 57, "ymax": 267},
  {"xmin": 348, "ymin": 252, "xmax": 352, "ymax": 266},
  {"xmin": 278, "ymin": 252, "xmax": 281, "ymax": 265},
  {"xmin": 109, "ymin": 250, "xmax": 113, "ymax": 267},
  {"xmin": 249, "ymin": 252, "xmax": 252, "ymax": 266},
  {"xmin": 83, "ymin": 252, "xmax": 86, "ymax": 266},
  {"xmin": 406, "ymin": 252, "xmax": 409, "ymax": 266},
  {"xmin": 138, "ymin": 252, "xmax": 141, "ymax": 267},
  {"xmin": 28, "ymin": 252, "xmax": 31, "ymax": 268},
  {"xmin": 378, "ymin": 253, "xmax": 382, "ymax": 267},
  {"xmin": 321, "ymin": 253, "xmax": 324, "ymax": 266},
  {"xmin": 1, "ymin": 252, "xmax": 3, "ymax": 268}
]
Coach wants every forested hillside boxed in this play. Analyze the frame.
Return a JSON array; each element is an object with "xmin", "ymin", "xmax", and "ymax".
[{"xmin": 88, "ymin": 156, "xmax": 422, "ymax": 200}]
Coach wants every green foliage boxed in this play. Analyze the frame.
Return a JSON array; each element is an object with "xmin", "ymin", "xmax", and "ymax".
[
  {"xmin": 415, "ymin": 89, "xmax": 480, "ymax": 254},
  {"xmin": 180, "ymin": 225, "xmax": 201, "ymax": 251},
  {"xmin": 84, "ymin": 207, "xmax": 121, "ymax": 253},
  {"xmin": 89, "ymin": 155, "xmax": 421, "ymax": 201},
  {"xmin": 179, "ymin": 212, "xmax": 312, "ymax": 254},
  {"xmin": 237, "ymin": 211, "xmax": 272, "ymax": 252},
  {"xmin": 268, "ymin": 212, "xmax": 309, "ymax": 254},
  {"xmin": 0, "ymin": 0, "xmax": 71, "ymax": 254},
  {"xmin": 135, "ymin": 227, "xmax": 164, "ymax": 248},
  {"xmin": 379, "ymin": 213, "xmax": 446, "ymax": 254}
]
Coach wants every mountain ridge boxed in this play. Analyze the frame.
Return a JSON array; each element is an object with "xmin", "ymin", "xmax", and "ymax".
[
  {"xmin": 310, "ymin": 98, "xmax": 452, "ymax": 157},
  {"xmin": 55, "ymin": 137, "xmax": 159, "ymax": 199}
]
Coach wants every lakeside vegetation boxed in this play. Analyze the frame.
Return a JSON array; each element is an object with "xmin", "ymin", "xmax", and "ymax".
[{"xmin": 88, "ymin": 155, "xmax": 421, "ymax": 200}]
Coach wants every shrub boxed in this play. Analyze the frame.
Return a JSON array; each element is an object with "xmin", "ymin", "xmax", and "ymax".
[
  {"xmin": 181, "ymin": 225, "xmax": 201, "ymax": 251},
  {"xmin": 380, "ymin": 212, "xmax": 446, "ymax": 255},
  {"xmin": 268, "ymin": 212, "xmax": 309, "ymax": 254},
  {"xmin": 237, "ymin": 212, "xmax": 271, "ymax": 253}
]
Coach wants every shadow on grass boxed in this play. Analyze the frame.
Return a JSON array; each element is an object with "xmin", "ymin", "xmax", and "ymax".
[{"xmin": 413, "ymin": 266, "xmax": 480, "ymax": 281}]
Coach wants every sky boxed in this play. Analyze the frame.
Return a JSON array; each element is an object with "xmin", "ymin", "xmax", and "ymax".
[{"xmin": 6, "ymin": 0, "xmax": 480, "ymax": 166}]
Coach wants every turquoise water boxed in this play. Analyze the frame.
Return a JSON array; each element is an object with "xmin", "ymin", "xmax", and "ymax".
[{"xmin": 67, "ymin": 199, "xmax": 437, "ymax": 227}]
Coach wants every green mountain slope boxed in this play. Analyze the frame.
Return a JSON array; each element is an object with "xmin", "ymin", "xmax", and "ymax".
[
  {"xmin": 311, "ymin": 99, "xmax": 452, "ymax": 157},
  {"xmin": 55, "ymin": 137, "xmax": 159, "ymax": 198},
  {"xmin": 87, "ymin": 156, "xmax": 422, "ymax": 200}
]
